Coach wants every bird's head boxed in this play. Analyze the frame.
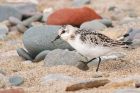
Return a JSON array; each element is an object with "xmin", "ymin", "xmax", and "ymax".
[{"xmin": 52, "ymin": 25, "xmax": 78, "ymax": 42}]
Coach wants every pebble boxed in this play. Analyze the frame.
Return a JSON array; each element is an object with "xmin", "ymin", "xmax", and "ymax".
[
  {"xmin": 44, "ymin": 49, "xmax": 85, "ymax": 67},
  {"xmin": 99, "ymin": 19, "xmax": 113, "ymax": 27},
  {"xmin": 122, "ymin": 28, "xmax": 140, "ymax": 47},
  {"xmin": 46, "ymin": 7, "xmax": 102, "ymax": 26},
  {"xmin": 114, "ymin": 89, "xmax": 140, "ymax": 93},
  {"xmin": 80, "ymin": 20, "xmax": 106, "ymax": 31},
  {"xmin": 20, "ymin": 25, "xmax": 73, "ymax": 60},
  {"xmin": 0, "ymin": 88, "xmax": 25, "ymax": 93},
  {"xmin": 33, "ymin": 50, "xmax": 50, "ymax": 62},
  {"xmin": 1, "ymin": 3, "xmax": 37, "ymax": 17},
  {"xmin": 0, "ymin": 23, "xmax": 9, "ymax": 40},
  {"xmin": 9, "ymin": 17, "xmax": 22, "ymax": 25},
  {"xmin": 0, "ymin": 4, "xmax": 22, "ymax": 22},
  {"xmin": 16, "ymin": 48, "xmax": 33, "ymax": 60},
  {"xmin": 17, "ymin": 13, "xmax": 42, "ymax": 33},
  {"xmin": 66, "ymin": 79, "xmax": 110, "ymax": 91},
  {"xmin": 9, "ymin": 76, "xmax": 24, "ymax": 86},
  {"xmin": 41, "ymin": 74, "xmax": 76, "ymax": 85},
  {"xmin": 72, "ymin": 0, "xmax": 91, "ymax": 6}
]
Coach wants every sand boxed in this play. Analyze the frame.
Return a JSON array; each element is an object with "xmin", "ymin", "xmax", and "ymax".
[{"xmin": 0, "ymin": 0, "xmax": 140, "ymax": 93}]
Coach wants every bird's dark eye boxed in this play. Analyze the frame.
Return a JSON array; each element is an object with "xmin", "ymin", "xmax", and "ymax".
[{"xmin": 61, "ymin": 30, "xmax": 65, "ymax": 34}]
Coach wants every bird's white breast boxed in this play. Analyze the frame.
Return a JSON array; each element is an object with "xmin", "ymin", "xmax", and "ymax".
[{"xmin": 68, "ymin": 35, "xmax": 112, "ymax": 59}]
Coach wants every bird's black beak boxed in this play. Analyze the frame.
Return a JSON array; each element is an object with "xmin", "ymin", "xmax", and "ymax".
[{"xmin": 51, "ymin": 35, "xmax": 60, "ymax": 43}]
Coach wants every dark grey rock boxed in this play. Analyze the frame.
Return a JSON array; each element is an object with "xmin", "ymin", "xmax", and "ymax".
[
  {"xmin": 44, "ymin": 49, "xmax": 85, "ymax": 67},
  {"xmin": 114, "ymin": 89, "xmax": 140, "ymax": 93},
  {"xmin": 1, "ymin": 3, "xmax": 37, "ymax": 16},
  {"xmin": 16, "ymin": 48, "xmax": 33, "ymax": 60},
  {"xmin": 0, "ymin": 5, "xmax": 22, "ymax": 22},
  {"xmin": 9, "ymin": 76, "xmax": 24, "ymax": 86},
  {"xmin": 72, "ymin": 0, "xmax": 91, "ymax": 6},
  {"xmin": 22, "ymin": 25, "xmax": 74, "ymax": 59},
  {"xmin": 80, "ymin": 20, "xmax": 106, "ymax": 31},
  {"xmin": 0, "ymin": 24, "xmax": 9, "ymax": 40},
  {"xmin": 34, "ymin": 50, "xmax": 50, "ymax": 62},
  {"xmin": 99, "ymin": 19, "xmax": 113, "ymax": 27}
]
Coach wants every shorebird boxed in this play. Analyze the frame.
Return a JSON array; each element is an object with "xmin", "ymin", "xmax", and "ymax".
[{"xmin": 52, "ymin": 25, "xmax": 132, "ymax": 72}]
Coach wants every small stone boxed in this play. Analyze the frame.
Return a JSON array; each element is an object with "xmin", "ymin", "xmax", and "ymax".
[
  {"xmin": 44, "ymin": 49, "xmax": 85, "ymax": 67},
  {"xmin": 33, "ymin": 50, "xmax": 50, "ymax": 62},
  {"xmin": 72, "ymin": 0, "xmax": 91, "ymax": 6},
  {"xmin": 1, "ymin": 3, "xmax": 37, "ymax": 17},
  {"xmin": 80, "ymin": 20, "xmax": 106, "ymax": 31},
  {"xmin": 17, "ymin": 13, "xmax": 42, "ymax": 33},
  {"xmin": 0, "ymin": 4, "xmax": 22, "ymax": 22},
  {"xmin": 16, "ymin": 48, "xmax": 33, "ymax": 60},
  {"xmin": 99, "ymin": 19, "xmax": 113, "ymax": 27},
  {"xmin": 9, "ymin": 17, "xmax": 22, "ymax": 25},
  {"xmin": 114, "ymin": 89, "xmax": 140, "ymax": 93},
  {"xmin": 41, "ymin": 74, "xmax": 76, "ymax": 85},
  {"xmin": 66, "ymin": 79, "xmax": 110, "ymax": 91},
  {"xmin": 46, "ymin": 7, "xmax": 102, "ymax": 26},
  {"xmin": 0, "ymin": 88, "xmax": 25, "ymax": 93},
  {"xmin": 9, "ymin": 76, "xmax": 24, "ymax": 86},
  {"xmin": 122, "ymin": 28, "xmax": 140, "ymax": 47}
]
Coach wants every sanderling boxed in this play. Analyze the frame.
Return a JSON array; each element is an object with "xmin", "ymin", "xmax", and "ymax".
[{"xmin": 52, "ymin": 25, "xmax": 132, "ymax": 72}]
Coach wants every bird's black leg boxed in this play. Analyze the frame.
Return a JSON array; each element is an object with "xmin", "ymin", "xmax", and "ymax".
[{"xmin": 96, "ymin": 57, "xmax": 101, "ymax": 72}]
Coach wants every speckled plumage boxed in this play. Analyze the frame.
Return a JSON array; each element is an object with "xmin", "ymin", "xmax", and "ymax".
[{"xmin": 56, "ymin": 25, "xmax": 131, "ymax": 59}]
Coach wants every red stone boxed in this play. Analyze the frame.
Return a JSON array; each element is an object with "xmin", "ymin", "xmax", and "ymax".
[
  {"xmin": 0, "ymin": 88, "xmax": 24, "ymax": 93},
  {"xmin": 46, "ymin": 7, "xmax": 102, "ymax": 26}
]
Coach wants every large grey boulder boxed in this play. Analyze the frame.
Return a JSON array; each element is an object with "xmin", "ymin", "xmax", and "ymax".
[{"xmin": 17, "ymin": 25, "xmax": 74, "ymax": 60}]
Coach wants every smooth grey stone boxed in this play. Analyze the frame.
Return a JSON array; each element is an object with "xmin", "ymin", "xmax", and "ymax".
[
  {"xmin": 16, "ymin": 48, "xmax": 33, "ymax": 60},
  {"xmin": 72, "ymin": 0, "xmax": 91, "ymax": 6},
  {"xmin": 34, "ymin": 50, "xmax": 50, "ymax": 62},
  {"xmin": 42, "ymin": 74, "xmax": 76, "ymax": 84},
  {"xmin": 44, "ymin": 49, "xmax": 85, "ymax": 67},
  {"xmin": 99, "ymin": 19, "xmax": 113, "ymax": 27},
  {"xmin": 1, "ymin": 3, "xmax": 37, "ymax": 16},
  {"xmin": 122, "ymin": 28, "xmax": 140, "ymax": 47},
  {"xmin": 80, "ymin": 20, "xmax": 106, "ymax": 31},
  {"xmin": 114, "ymin": 89, "xmax": 140, "ymax": 93},
  {"xmin": 9, "ymin": 16, "xmax": 22, "ymax": 25},
  {"xmin": 23, "ymin": 25, "xmax": 74, "ymax": 58},
  {"xmin": 9, "ymin": 76, "xmax": 24, "ymax": 86},
  {"xmin": 0, "ymin": 5, "xmax": 22, "ymax": 22}
]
